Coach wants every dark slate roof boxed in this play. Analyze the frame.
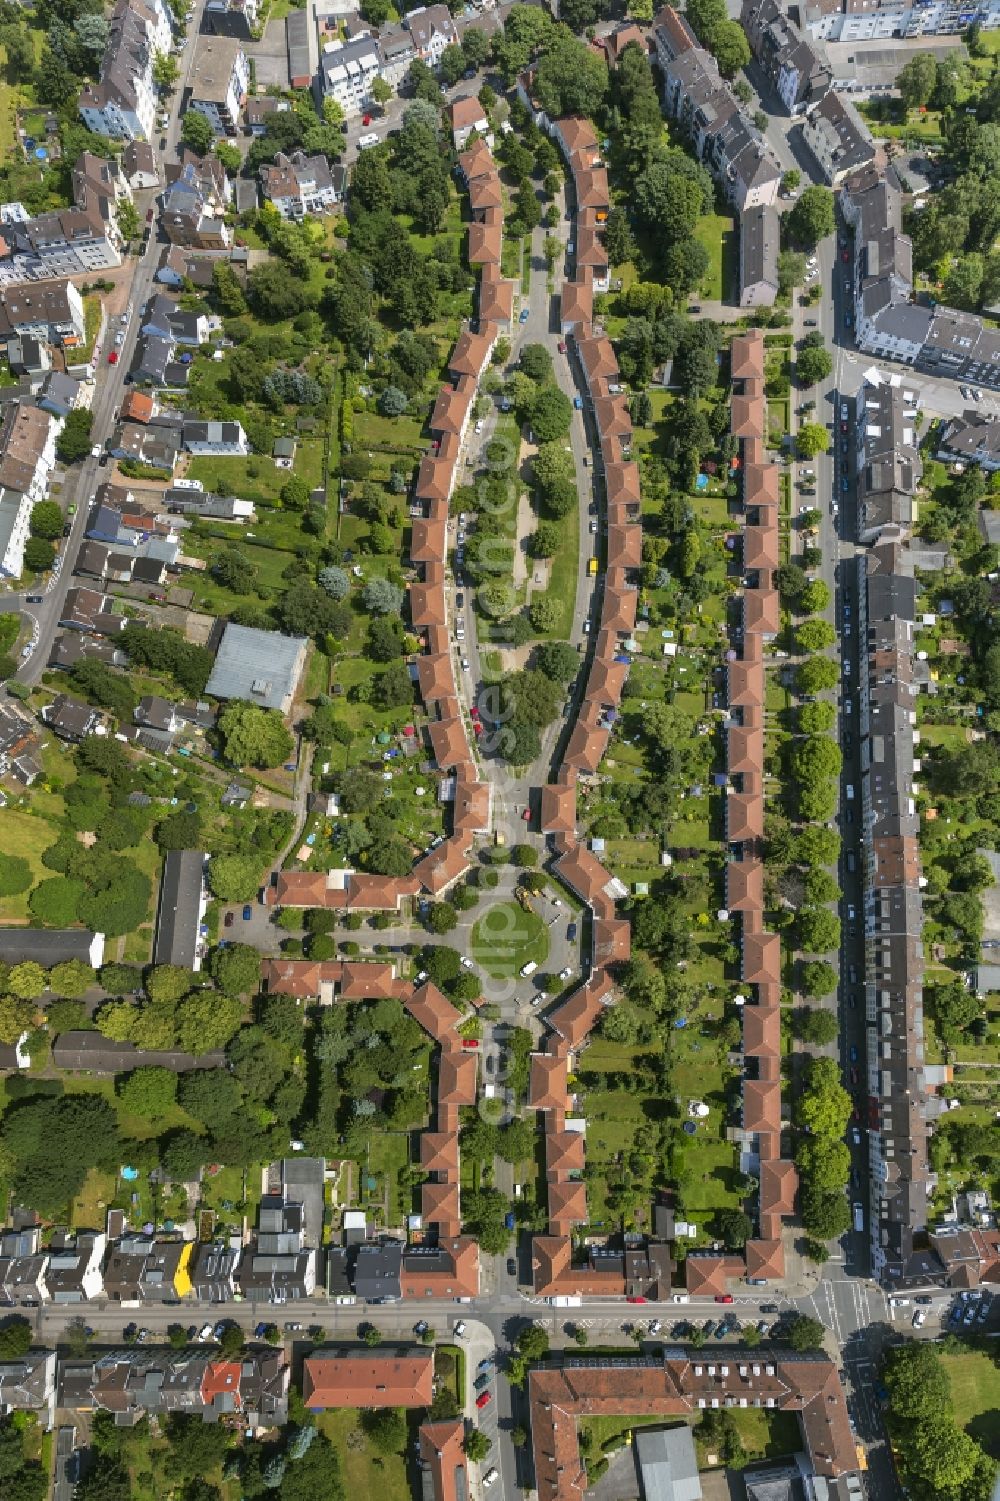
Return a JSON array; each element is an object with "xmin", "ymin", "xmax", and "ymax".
[{"xmin": 153, "ymin": 849, "xmax": 206, "ymax": 969}]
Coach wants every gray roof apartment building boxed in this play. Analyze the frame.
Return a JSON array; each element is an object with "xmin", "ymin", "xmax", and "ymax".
[
  {"xmin": 153, "ymin": 849, "xmax": 207, "ymax": 970},
  {"xmin": 739, "ymin": 204, "xmax": 780, "ymax": 308},
  {"xmin": 801, "ymin": 89, "xmax": 875, "ymax": 184},
  {"xmin": 936, "ymin": 412, "xmax": 1000, "ymax": 470},
  {"xmin": 741, "ymin": 0, "xmax": 832, "ymax": 114},
  {"xmin": 854, "ymin": 379, "xmax": 921, "ymax": 543},
  {"xmin": 857, "ymin": 535, "xmax": 930, "ymax": 1286}
]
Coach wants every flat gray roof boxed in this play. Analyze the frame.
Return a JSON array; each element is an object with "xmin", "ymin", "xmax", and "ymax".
[
  {"xmin": 635, "ymin": 1426, "xmax": 702, "ymax": 1501},
  {"xmin": 205, "ymin": 623, "xmax": 307, "ymax": 711}
]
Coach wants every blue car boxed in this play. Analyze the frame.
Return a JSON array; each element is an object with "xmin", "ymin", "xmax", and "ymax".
[
  {"xmin": 849, "ymin": 1045, "xmax": 858, "ymax": 1062},
  {"xmin": 841, "ymin": 476, "xmax": 849, "ymax": 492},
  {"xmin": 519, "ymin": 308, "xmax": 529, "ymax": 323},
  {"xmin": 574, "ymin": 396, "xmax": 583, "ymax": 409},
  {"xmin": 242, "ymin": 904, "xmax": 252, "ymax": 920}
]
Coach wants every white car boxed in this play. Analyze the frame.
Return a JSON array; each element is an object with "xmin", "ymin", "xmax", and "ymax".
[
  {"xmin": 462, "ymin": 657, "xmax": 470, "ymax": 670},
  {"xmin": 454, "ymin": 1321, "xmax": 467, "ymax": 1337},
  {"xmin": 889, "ymin": 1297, "xmax": 910, "ymax": 1310},
  {"xmin": 589, "ymin": 520, "xmax": 598, "ymax": 533},
  {"xmin": 90, "ymin": 445, "xmax": 103, "ymax": 458},
  {"xmin": 648, "ymin": 1319, "xmax": 661, "ymax": 1334},
  {"xmin": 474, "ymin": 420, "xmax": 484, "ymax": 434},
  {"xmin": 559, "ymin": 967, "xmax": 572, "ymax": 980},
  {"xmin": 531, "ymin": 993, "xmax": 546, "ymax": 1007},
  {"xmin": 483, "ymin": 1470, "xmax": 500, "ymax": 1488},
  {"xmin": 197, "ymin": 1324, "xmax": 214, "ymax": 1341},
  {"xmin": 460, "ymin": 957, "xmax": 475, "ymax": 970},
  {"xmin": 912, "ymin": 1309, "xmax": 926, "ymax": 1328}
]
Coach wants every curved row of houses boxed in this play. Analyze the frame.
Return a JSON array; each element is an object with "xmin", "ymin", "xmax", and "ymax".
[
  {"xmin": 256, "ymin": 137, "xmax": 524, "ymax": 1296},
  {"xmin": 524, "ymin": 117, "xmax": 657, "ymax": 1300}
]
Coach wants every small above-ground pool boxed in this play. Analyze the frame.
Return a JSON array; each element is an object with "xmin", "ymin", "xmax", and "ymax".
[{"xmin": 695, "ymin": 473, "xmax": 709, "ymax": 490}]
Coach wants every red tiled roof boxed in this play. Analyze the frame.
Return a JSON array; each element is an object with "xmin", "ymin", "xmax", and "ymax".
[
  {"xmin": 731, "ymin": 392, "xmax": 766, "ymax": 441},
  {"xmin": 450, "ymin": 328, "xmax": 494, "ymax": 378},
  {"xmin": 743, "ymin": 462, "xmax": 780, "ymax": 508},
  {"xmin": 555, "ymin": 117, "xmax": 599, "ymax": 156},
  {"xmin": 548, "ymin": 971, "xmax": 615, "ymax": 1050},
  {"xmin": 413, "ymin": 834, "xmax": 473, "ymax": 894},
  {"xmin": 410, "ymin": 515, "xmax": 448, "ymax": 565},
  {"xmin": 743, "ymin": 1078, "xmax": 782, "ymax": 1134},
  {"xmin": 554, "ymin": 841, "xmax": 619, "ymax": 918},
  {"xmin": 401, "ymin": 1236, "xmax": 479, "ymax": 1300},
  {"xmin": 743, "ymin": 525, "xmax": 780, "ymax": 573},
  {"xmin": 547, "ymin": 1180, "xmax": 588, "ymax": 1233},
  {"xmin": 540, "ymin": 780, "xmax": 577, "ymax": 835},
  {"xmin": 452, "ymin": 774, "xmax": 491, "ymax": 833},
  {"xmin": 458, "ymin": 140, "xmax": 494, "ymax": 182},
  {"xmin": 468, "ymin": 220, "xmax": 502, "ymax": 266},
  {"xmin": 438, "ymin": 1048, "xmax": 478, "ymax": 1106},
  {"xmin": 451, "ymin": 95, "xmax": 488, "ymax": 129},
  {"xmin": 273, "ymin": 870, "xmax": 346, "ymax": 910},
  {"xmin": 428, "ymin": 716, "xmax": 471, "ymax": 771},
  {"xmin": 601, "ymin": 583, "xmax": 637, "ymax": 634},
  {"xmin": 731, "ymin": 329, "xmax": 766, "ymax": 382},
  {"xmin": 121, "ymin": 390, "xmax": 154, "ymax": 423},
  {"xmin": 606, "ymin": 523, "xmax": 642, "ymax": 570},
  {"xmin": 422, "ymin": 1180, "xmax": 461, "ymax": 1235},
  {"xmin": 410, "ymin": 581, "xmax": 448, "ymax": 628},
  {"xmin": 429, "ymin": 379, "xmax": 474, "ymax": 437},
  {"xmin": 339, "ymin": 962, "xmax": 398, "ymax": 1000},
  {"xmin": 406, "ymin": 982, "xmax": 462, "ymax": 1044},
  {"xmin": 725, "ymin": 859, "xmax": 764, "ymax": 912},
  {"xmin": 546, "ymin": 1129, "xmax": 585, "ymax": 1180},
  {"xmin": 742, "ymin": 928, "xmax": 781, "ymax": 985},
  {"xmin": 726, "ymin": 790, "xmax": 764, "ymax": 844},
  {"xmin": 561, "ymin": 279, "xmax": 592, "ymax": 329},
  {"xmin": 593, "ymin": 917, "xmax": 631, "ymax": 967},
  {"xmin": 683, "ymin": 1253, "xmax": 739, "ymax": 1296},
  {"xmin": 759, "ymin": 1158, "xmax": 798, "ymax": 1217},
  {"xmin": 420, "ymin": 1131, "xmax": 460, "ymax": 1175},
  {"xmin": 742, "ymin": 586, "xmax": 781, "ymax": 637},
  {"xmin": 529, "ymin": 1053, "xmax": 569, "ymax": 1112},
  {"xmin": 604, "ymin": 461, "xmax": 640, "ymax": 506},
  {"xmin": 415, "ymin": 454, "xmax": 456, "ymax": 504},
  {"xmin": 469, "ymin": 174, "xmax": 503, "ymax": 214},
  {"xmin": 303, "ymin": 1352, "xmax": 433, "ymax": 1409},
  {"xmin": 479, "ymin": 265, "xmax": 514, "ymax": 323},
  {"xmin": 262, "ymin": 958, "xmax": 324, "ymax": 997},
  {"xmin": 742, "ymin": 1003, "xmax": 781, "ymax": 1059},
  {"xmin": 726, "ymin": 660, "xmax": 765, "ymax": 709},
  {"xmin": 347, "ymin": 874, "xmax": 419, "ymax": 910},
  {"xmin": 745, "ymin": 1237, "xmax": 785, "ymax": 1280},
  {"xmin": 419, "ymin": 1420, "xmax": 467, "ymax": 1501},
  {"xmin": 564, "ymin": 713, "xmax": 610, "ymax": 775},
  {"xmin": 726, "ymin": 720, "xmax": 764, "ymax": 777},
  {"xmin": 415, "ymin": 653, "xmax": 455, "ymax": 706}
]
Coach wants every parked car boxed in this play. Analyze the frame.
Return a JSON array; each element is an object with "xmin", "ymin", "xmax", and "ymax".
[
  {"xmin": 224, "ymin": 911, "xmax": 234, "ymax": 928},
  {"xmin": 474, "ymin": 1374, "xmax": 492, "ymax": 1392},
  {"xmin": 714, "ymin": 1294, "xmax": 734, "ymax": 1304},
  {"xmin": 242, "ymin": 905, "xmax": 252, "ymax": 920},
  {"xmin": 476, "ymin": 1391, "xmax": 492, "ymax": 1410}
]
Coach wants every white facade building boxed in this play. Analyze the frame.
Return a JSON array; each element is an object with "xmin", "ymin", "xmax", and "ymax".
[{"xmin": 318, "ymin": 35, "xmax": 382, "ymax": 117}]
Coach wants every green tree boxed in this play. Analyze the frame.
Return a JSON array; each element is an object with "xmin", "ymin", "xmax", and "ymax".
[
  {"xmin": 0, "ymin": 995, "xmax": 36, "ymax": 1043},
  {"xmin": 794, "ymin": 1005, "xmax": 839, "ymax": 1044},
  {"xmin": 797, "ymin": 656, "xmax": 839, "ymax": 695},
  {"xmin": 797, "ymin": 344, "xmax": 833, "ymax": 386},
  {"xmin": 218, "ymin": 702, "xmax": 294, "ymax": 769},
  {"xmin": 797, "ymin": 906, "xmax": 841, "ymax": 954},
  {"xmin": 787, "ymin": 187, "xmax": 835, "ymax": 248},
  {"xmin": 116, "ymin": 1067, "xmax": 178, "ymax": 1118},
  {"xmin": 210, "ymin": 944, "xmax": 261, "ymax": 997},
  {"xmin": 464, "ymin": 1430, "xmax": 491, "ymax": 1462},
  {"xmin": 363, "ymin": 1407, "xmax": 407, "ymax": 1455},
  {"xmin": 717, "ymin": 1208, "xmax": 753, "ymax": 1248},
  {"xmin": 208, "ymin": 854, "xmax": 262, "ymax": 904},
  {"xmin": 175, "ymin": 992, "xmax": 243, "ymax": 1055},
  {"xmin": 23, "ymin": 538, "xmax": 54, "ymax": 573},
  {"xmin": 796, "ymin": 422, "xmax": 830, "ymax": 459},
  {"xmin": 801, "ymin": 579, "xmax": 830, "ymax": 614},
  {"xmin": 55, "ymin": 408, "xmax": 93, "ymax": 465},
  {"xmin": 180, "ymin": 110, "xmax": 215, "ymax": 155},
  {"xmin": 146, "ymin": 966, "xmax": 194, "ymax": 1004},
  {"xmin": 784, "ymin": 1314, "xmax": 826, "ymax": 1352},
  {"xmin": 7, "ymin": 963, "xmax": 45, "ymax": 999},
  {"xmin": 896, "ymin": 51, "xmax": 938, "ymax": 109},
  {"xmin": 0, "ymin": 1316, "xmax": 32, "ymax": 1358},
  {"xmin": 529, "ymin": 385, "xmax": 573, "ymax": 443},
  {"xmin": 799, "ymin": 961, "xmax": 838, "ymax": 999},
  {"xmin": 29, "ymin": 500, "xmax": 64, "ymax": 540}
]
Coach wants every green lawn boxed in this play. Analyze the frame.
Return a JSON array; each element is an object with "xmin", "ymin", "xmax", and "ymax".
[
  {"xmin": 942, "ymin": 1349, "xmax": 1000, "ymax": 1457},
  {"xmin": 186, "ymin": 438, "xmax": 325, "ymax": 505},
  {"xmin": 0, "ymin": 809, "xmax": 60, "ymax": 921},
  {"xmin": 470, "ymin": 902, "xmax": 549, "ymax": 979},
  {"xmin": 317, "ymin": 1409, "xmax": 411, "ymax": 1501},
  {"xmin": 694, "ymin": 213, "xmax": 734, "ymax": 303}
]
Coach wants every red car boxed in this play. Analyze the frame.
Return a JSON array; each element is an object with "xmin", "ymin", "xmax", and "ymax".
[
  {"xmin": 470, "ymin": 707, "xmax": 481, "ymax": 720},
  {"xmin": 362, "ymin": 114, "xmax": 372, "ymax": 126},
  {"xmin": 522, "ymin": 809, "xmax": 531, "ymax": 822},
  {"xmin": 841, "ymin": 249, "xmax": 849, "ymax": 263},
  {"xmin": 476, "ymin": 1391, "xmax": 492, "ymax": 1409},
  {"xmin": 461, "ymin": 1038, "xmax": 479, "ymax": 1049},
  {"xmin": 108, "ymin": 350, "xmax": 118, "ymax": 364},
  {"xmin": 557, "ymin": 340, "xmax": 566, "ymax": 353},
  {"xmin": 714, "ymin": 1294, "xmax": 734, "ymax": 1304},
  {"xmin": 626, "ymin": 1296, "xmax": 647, "ymax": 1304},
  {"xmin": 473, "ymin": 722, "xmax": 483, "ymax": 736},
  {"xmin": 146, "ymin": 207, "xmax": 154, "ymax": 222}
]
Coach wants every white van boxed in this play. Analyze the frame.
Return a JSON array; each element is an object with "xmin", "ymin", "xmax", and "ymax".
[
  {"xmin": 358, "ymin": 132, "xmax": 380, "ymax": 149},
  {"xmin": 852, "ymin": 1203, "xmax": 864, "ymax": 1233},
  {"xmin": 846, "ymin": 784, "xmax": 855, "ymax": 800},
  {"xmin": 519, "ymin": 960, "xmax": 538, "ymax": 978}
]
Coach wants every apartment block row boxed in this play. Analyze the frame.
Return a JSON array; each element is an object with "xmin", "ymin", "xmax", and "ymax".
[
  {"xmin": 842, "ymin": 162, "xmax": 1000, "ymax": 386},
  {"xmin": 78, "ymin": 0, "xmax": 173, "ymax": 142},
  {"xmin": 0, "ymin": 393, "xmax": 65, "ymax": 579},
  {"xmin": 853, "ymin": 531, "xmax": 931, "ymax": 1285},
  {"xmin": 718, "ymin": 329, "xmax": 798, "ymax": 1293},
  {"xmin": 521, "ymin": 111, "xmax": 676, "ymax": 1301},
  {"xmin": 0, "ymin": 152, "xmax": 132, "ymax": 287},
  {"xmin": 0, "ymin": 1341, "xmax": 288, "ymax": 1426},
  {"xmin": 315, "ymin": 3, "xmax": 458, "ymax": 118},
  {"xmin": 652, "ymin": 9, "xmax": 781, "ymax": 309},
  {"xmin": 804, "ymin": 0, "xmax": 1000, "ymax": 44},
  {"xmin": 528, "ymin": 1351, "xmax": 858, "ymax": 1501}
]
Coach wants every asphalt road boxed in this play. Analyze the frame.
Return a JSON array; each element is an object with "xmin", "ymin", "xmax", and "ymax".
[{"xmin": 0, "ymin": 0, "xmax": 211, "ymax": 676}]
